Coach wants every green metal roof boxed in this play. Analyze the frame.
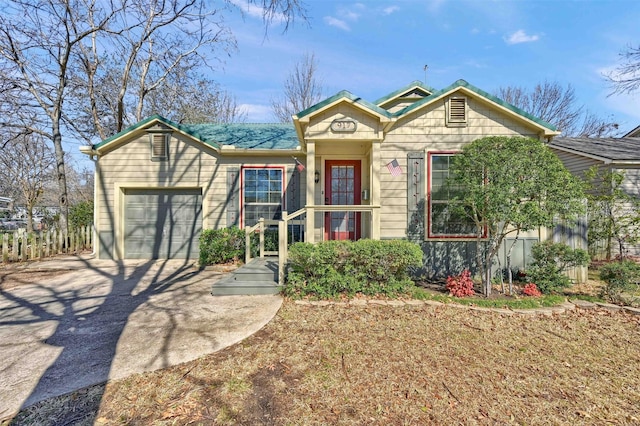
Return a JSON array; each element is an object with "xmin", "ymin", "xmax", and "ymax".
[
  {"xmin": 93, "ymin": 115, "xmax": 300, "ymax": 151},
  {"xmin": 394, "ymin": 79, "xmax": 558, "ymax": 131},
  {"xmin": 373, "ymin": 80, "xmax": 436, "ymax": 106},
  {"xmin": 294, "ymin": 90, "xmax": 393, "ymax": 120},
  {"xmin": 179, "ymin": 122, "xmax": 299, "ymax": 150}
]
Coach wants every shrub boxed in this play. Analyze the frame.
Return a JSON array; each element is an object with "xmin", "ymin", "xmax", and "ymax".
[
  {"xmin": 599, "ymin": 260, "xmax": 640, "ymax": 304},
  {"xmin": 285, "ymin": 239, "xmax": 423, "ymax": 299},
  {"xmin": 526, "ymin": 241, "xmax": 590, "ymax": 294},
  {"xmin": 199, "ymin": 227, "xmax": 245, "ymax": 265},
  {"xmin": 445, "ymin": 270, "xmax": 475, "ymax": 297},
  {"xmin": 69, "ymin": 201, "xmax": 93, "ymax": 228},
  {"xmin": 522, "ymin": 282, "xmax": 542, "ymax": 297}
]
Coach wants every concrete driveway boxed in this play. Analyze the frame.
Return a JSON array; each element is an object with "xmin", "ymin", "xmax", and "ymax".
[{"xmin": 0, "ymin": 255, "xmax": 283, "ymax": 419}]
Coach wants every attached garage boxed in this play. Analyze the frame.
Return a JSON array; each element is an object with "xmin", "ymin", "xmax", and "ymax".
[{"xmin": 123, "ymin": 188, "xmax": 203, "ymax": 259}]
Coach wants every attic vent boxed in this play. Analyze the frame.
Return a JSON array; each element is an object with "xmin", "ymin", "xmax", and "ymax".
[
  {"xmin": 150, "ymin": 133, "xmax": 169, "ymax": 161},
  {"xmin": 447, "ymin": 97, "xmax": 467, "ymax": 126}
]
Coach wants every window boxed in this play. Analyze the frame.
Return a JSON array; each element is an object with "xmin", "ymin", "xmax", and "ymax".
[
  {"xmin": 428, "ymin": 153, "xmax": 476, "ymax": 238},
  {"xmin": 242, "ymin": 167, "xmax": 283, "ymax": 227},
  {"xmin": 446, "ymin": 97, "xmax": 467, "ymax": 126},
  {"xmin": 150, "ymin": 133, "xmax": 169, "ymax": 161}
]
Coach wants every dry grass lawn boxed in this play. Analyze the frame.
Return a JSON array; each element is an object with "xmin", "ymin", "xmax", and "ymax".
[{"xmin": 10, "ymin": 300, "xmax": 640, "ymax": 425}]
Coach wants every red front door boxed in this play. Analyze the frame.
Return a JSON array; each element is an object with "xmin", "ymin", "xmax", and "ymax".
[{"xmin": 324, "ymin": 160, "xmax": 361, "ymax": 240}]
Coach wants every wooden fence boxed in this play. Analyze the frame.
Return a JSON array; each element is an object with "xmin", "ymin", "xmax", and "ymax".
[{"xmin": 1, "ymin": 226, "xmax": 93, "ymax": 263}]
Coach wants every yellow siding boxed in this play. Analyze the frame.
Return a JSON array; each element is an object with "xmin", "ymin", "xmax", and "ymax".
[
  {"xmin": 95, "ymin": 131, "xmax": 303, "ymax": 258},
  {"xmin": 305, "ymin": 106, "xmax": 382, "ymax": 141},
  {"xmin": 378, "ymin": 96, "xmax": 540, "ymax": 238}
]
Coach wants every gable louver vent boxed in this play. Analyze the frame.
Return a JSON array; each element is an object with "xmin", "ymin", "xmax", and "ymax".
[
  {"xmin": 447, "ymin": 97, "xmax": 467, "ymax": 126},
  {"xmin": 150, "ymin": 133, "xmax": 168, "ymax": 161}
]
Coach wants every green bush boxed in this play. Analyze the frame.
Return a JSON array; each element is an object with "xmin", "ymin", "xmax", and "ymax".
[
  {"xmin": 69, "ymin": 201, "xmax": 93, "ymax": 228},
  {"xmin": 526, "ymin": 241, "xmax": 590, "ymax": 294},
  {"xmin": 284, "ymin": 239, "xmax": 423, "ymax": 299},
  {"xmin": 199, "ymin": 227, "xmax": 245, "ymax": 265},
  {"xmin": 599, "ymin": 260, "xmax": 640, "ymax": 304}
]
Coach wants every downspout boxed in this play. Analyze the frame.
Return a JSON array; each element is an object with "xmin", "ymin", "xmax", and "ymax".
[{"xmin": 80, "ymin": 146, "xmax": 99, "ymax": 256}]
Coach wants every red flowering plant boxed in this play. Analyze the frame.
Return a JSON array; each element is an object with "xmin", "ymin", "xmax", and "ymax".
[
  {"xmin": 445, "ymin": 270, "xmax": 475, "ymax": 297},
  {"xmin": 522, "ymin": 282, "xmax": 542, "ymax": 297}
]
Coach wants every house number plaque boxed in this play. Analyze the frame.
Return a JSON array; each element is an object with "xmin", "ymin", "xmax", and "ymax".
[{"xmin": 330, "ymin": 119, "xmax": 357, "ymax": 132}]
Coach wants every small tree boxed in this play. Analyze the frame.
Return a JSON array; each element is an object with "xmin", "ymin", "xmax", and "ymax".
[
  {"xmin": 527, "ymin": 241, "xmax": 590, "ymax": 294},
  {"xmin": 584, "ymin": 166, "xmax": 640, "ymax": 260},
  {"xmin": 449, "ymin": 136, "xmax": 586, "ymax": 297}
]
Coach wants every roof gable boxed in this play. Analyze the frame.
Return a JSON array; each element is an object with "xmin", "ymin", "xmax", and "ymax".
[
  {"xmin": 394, "ymin": 79, "xmax": 558, "ymax": 135},
  {"xmin": 624, "ymin": 125, "xmax": 640, "ymax": 138},
  {"xmin": 294, "ymin": 90, "xmax": 393, "ymax": 122},
  {"xmin": 374, "ymin": 80, "xmax": 435, "ymax": 109}
]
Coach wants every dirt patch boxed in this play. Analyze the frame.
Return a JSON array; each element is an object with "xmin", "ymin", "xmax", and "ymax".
[
  {"xmin": 9, "ymin": 300, "xmax": 640, "ymax": 425},
  {"xmin": 0, "ymin": 269, "xmax": 74, "ymax": 290}
]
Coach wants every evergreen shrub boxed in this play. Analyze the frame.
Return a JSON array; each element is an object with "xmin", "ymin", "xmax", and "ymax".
[
  {"xmin": 284, "ymin": 239, "xmax": 423, "ymax": 299},
  {"xmin": 199, "ymin": 227, "xmax": 244, "ymax": 265}
]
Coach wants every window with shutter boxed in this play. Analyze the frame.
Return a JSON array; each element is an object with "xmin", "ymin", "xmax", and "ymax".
[
  {"xmin": 428, "ymin": 152, "xmax": 477, "ymax": 238},
  {"xmin": 447, "ymin": 97, "xmax": 467, "ymax": 126},
  {"xmin": 150, "ymin": 133, "xmax": 168, "ymax": 161}
]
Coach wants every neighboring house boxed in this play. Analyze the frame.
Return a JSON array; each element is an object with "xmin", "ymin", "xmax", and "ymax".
[
  {"xmin": 624, "ymin": 125, "xmax": 640, "ymax": 138},
  {"xmin": 549, "ymin": 137, "xmax": 640, "ymax": 258},
  {"xmin": 0, "ymin": 196, "xmax": 12, "ymax": 212},
  {"xmin": 81, "ymin": 79, "xmax": 569, "ymax": 278}
]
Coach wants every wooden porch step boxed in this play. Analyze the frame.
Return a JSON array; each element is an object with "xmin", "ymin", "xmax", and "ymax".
[{"xmin": 211, "ymin": 257, "xmax": 281, "ymax": 296}]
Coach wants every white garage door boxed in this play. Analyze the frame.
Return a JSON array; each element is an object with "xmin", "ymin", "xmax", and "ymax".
[{"xmin": 124, "ymin": 189, "xmax": 202, "ymax": 259}]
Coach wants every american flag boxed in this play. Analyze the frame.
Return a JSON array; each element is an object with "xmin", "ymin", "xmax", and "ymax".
[
  {"xmin": 294, "ymin": 157, "xmax": 305, "ymax": 172},
  {"xmin": 387, "ymin": 159, "xmax": 402, "ymax": 176}
]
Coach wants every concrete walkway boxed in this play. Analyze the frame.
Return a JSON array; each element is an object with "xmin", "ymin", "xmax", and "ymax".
[{"xmin": 0, "ymin": 255, "xmax": 283, "ymax": 419}]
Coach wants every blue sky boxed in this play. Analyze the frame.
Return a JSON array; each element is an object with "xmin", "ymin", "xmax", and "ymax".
[{"xmin": 212, "ymin": 0, "xmax": 640, "ymax": 134}]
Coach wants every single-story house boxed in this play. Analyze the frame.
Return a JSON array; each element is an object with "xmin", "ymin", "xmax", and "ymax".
[
  {"xmin": 81, "ymin": 79, "xmax": 576, "ymax": 278},
  {"xmin": 549, "ymin": 136, "xmax": 640, "ymax": 258}
]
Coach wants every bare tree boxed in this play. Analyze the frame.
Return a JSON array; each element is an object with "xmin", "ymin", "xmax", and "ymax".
[
  {"xmin": 496, "ymin": 81, "xmax": 619, "ymax": 137},
  {"xmin": 0, "ymin": 132, "xmax": 56, "ymax": 232},
  {"xmin": 73, "ymin": 0, "xmax": 234, "ymax": 139},
  {"xmin": 0, "ymin": 0, "xmax": 306, "ymax": 232},
  {"xmin": 0, "ymin": 0, "xmax": 119, "ymax": 231},
  {"xmin": 141, "ymin": 69, "xmax": 247, "ymax": 124},
  {"xmin": 606, "ymin": 44, "xmax": 640, "ymax": 95},
  {"xmin": 272, "ymin": 52, "xmax": 324, "ymax": 123}
]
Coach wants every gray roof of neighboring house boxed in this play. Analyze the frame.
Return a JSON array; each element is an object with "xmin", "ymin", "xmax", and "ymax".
[{"xmin": 550, "ymin": 137, "xmax": 640, "ymax": 161}]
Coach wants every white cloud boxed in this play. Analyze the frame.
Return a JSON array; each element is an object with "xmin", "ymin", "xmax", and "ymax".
[
  {"xmin": 239, "ymin": 103, "xmax": 275, "ymax": 123},
  {"xmin": 504, "ymin": 30, "xmax": 540, "ymax": 45},
  {"xmin": 382, "ymin": 6, "xmax": 400, "ymax": 15},
  {"xmin": 228, "ymin": 0, "xmax": 287, "ymax": 24},
  {"xmin": 324, "ymin": 16, "xmax": 351, "ymax": 31}
]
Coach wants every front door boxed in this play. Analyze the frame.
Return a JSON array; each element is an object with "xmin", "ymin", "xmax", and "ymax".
[{"xmin": 324, "ymin": 160, "xmax": 361, "ymax": 240}]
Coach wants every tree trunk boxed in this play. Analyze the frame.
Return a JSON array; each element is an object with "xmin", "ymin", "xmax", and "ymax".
[
  {"xmin": 506, "ymin": 230, "xmax": 520, "ymax": 295},
  {"xmin": 52, "ymin": 122, "xmax": 68, "ymax": 233}
]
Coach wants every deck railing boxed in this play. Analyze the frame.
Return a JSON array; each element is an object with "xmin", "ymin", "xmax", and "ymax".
[{"xmin": 244, "ymin": 205, "xmax": 380, "ymax": 285}]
